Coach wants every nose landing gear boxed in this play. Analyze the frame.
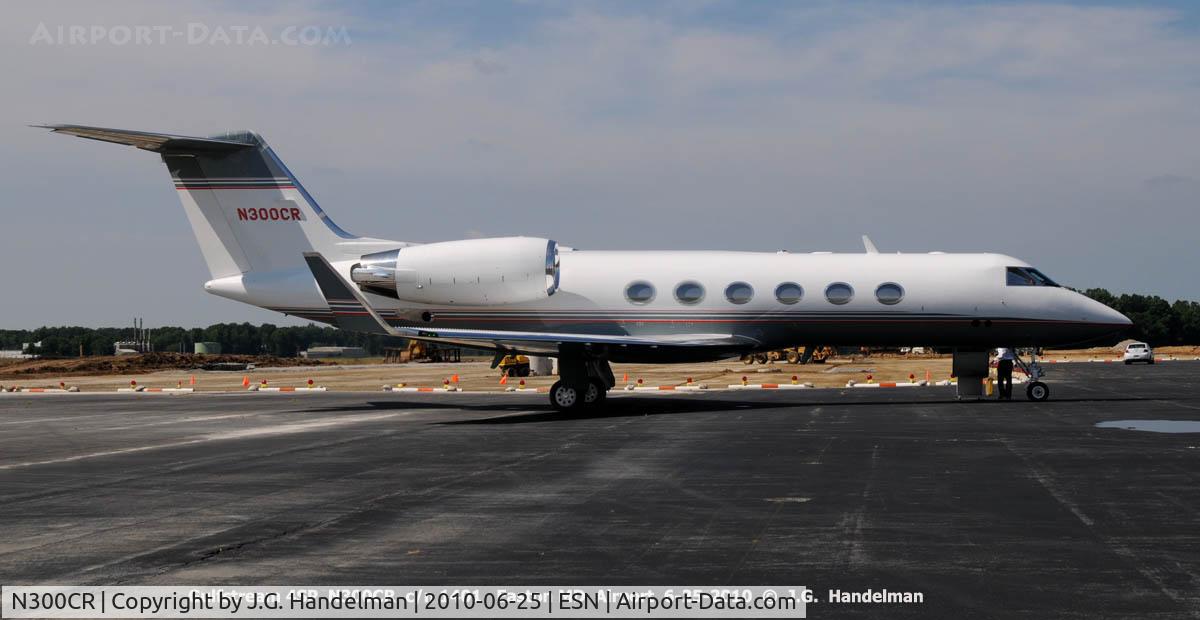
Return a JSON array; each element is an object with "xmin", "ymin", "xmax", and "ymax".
[{"xmin": 1013, "ymin": 351, "xmax": 1050, "ymax": 401}]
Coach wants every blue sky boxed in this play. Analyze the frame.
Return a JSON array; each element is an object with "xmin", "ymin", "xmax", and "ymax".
[{"xmin": 2, "ymin": 0, "xmax": 1199, "ymax": 328}]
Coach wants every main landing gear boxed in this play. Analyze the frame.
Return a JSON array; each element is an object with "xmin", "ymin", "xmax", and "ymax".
[
  {"xmin": 549, "ymin": 377, "xmax": 608, "ymax": 411},
  {"xmin": 549, "ymin": 347, "xmax": 615, "ymax": 413}
]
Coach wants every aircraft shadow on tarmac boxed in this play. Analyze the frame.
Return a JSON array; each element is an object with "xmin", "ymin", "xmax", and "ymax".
[
  {"xmin": 298, "ymin": 398, "xmax": 791, "ymax": 422},
  {"xmin": 296, "ymin": 395, "xmax": 1152, "ymax": 425}
]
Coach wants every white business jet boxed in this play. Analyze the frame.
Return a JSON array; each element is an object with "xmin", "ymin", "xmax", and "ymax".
[{"xmin": 42, "ymin": 125, "xmax": 1131, "ymax": 410}]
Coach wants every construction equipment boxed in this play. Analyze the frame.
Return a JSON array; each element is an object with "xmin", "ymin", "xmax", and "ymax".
[
  {"xmin": 405, "ymin": 340, "xmax": 462, "ymax": 363},
  {"xmin": 801, "ymin": 346, "xmax": 833, "ymax": 364},
  {"xmin": 497, "ymin": 354, "xmax": 531, "ymax": 377},
  {"xmin": 742, "ymin": 346, "xmax": 833, "ymax": 365}
]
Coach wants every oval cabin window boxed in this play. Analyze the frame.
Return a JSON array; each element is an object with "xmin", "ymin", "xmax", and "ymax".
[
  {"xmin": 625, "ymin": 281, "xmax": 656, "ymax": 305},
  {"xmin": 825, "ymin": 282, "xmax": 854, "ymax": 305},
  {"xmin": 775, "ymin": 282, "xmax": 803, "ymax": 305},
  {"xmin": 875, "ymin": 282, "xmax": 904, "ymax": 305},
  {"xmin": 725, "ymin": 282, "xmax": 754, "ymax": 305},
  {"xmin": 674, "ymin": 281, "xmax": 705, "ymax": 305}
]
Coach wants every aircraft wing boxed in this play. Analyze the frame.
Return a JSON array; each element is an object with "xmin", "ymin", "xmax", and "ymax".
[{"xmin": 302, "ymin": 252, "xmax": 756, "ymax": 356}]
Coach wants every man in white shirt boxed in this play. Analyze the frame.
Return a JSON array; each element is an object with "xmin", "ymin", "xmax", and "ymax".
[{"xmin": 995, "ymin": 347, "xmax": 1015, "ymax": 400}]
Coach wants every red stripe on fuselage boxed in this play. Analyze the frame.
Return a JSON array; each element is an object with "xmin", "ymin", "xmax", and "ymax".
[
  {"xmin": 175, "ymin": 185, "xmax": 295, "ymax": 190},
  {"xmin": 428, "ymin": 317, "xmax": 1123, "ymax": 325}
]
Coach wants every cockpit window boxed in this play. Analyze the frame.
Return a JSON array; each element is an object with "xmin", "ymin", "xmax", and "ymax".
[
  {"xmin": 1007, "ymin": 267, "xmax": 1059, "ymax": 287},
  {"xmin": 1026, "ymin": 268, "xmax": 1058, "ymax": 286},
  {"xmin": 1007, "ymin": 267, "xmax": 1036, "ymax": 286}
]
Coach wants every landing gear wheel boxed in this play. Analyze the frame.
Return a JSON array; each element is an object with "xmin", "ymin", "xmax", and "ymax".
[
  {"xmin": 1026, "ymin": 381, "xmax": 1050, "ymax": 402},
  {"xmin": 549, "ymin": 380, "xmax": 583, "ymax": 412},
  {"xmin": 582, "ymin": 379, "xmax": 607, "ymax": 407},
  {"xmin": 754, "ymin": 353, "xmax": 769, "ymax": 364},
  {"xmin": 786, "ymin": 350, "xmax": 801, "ymax": 364}
]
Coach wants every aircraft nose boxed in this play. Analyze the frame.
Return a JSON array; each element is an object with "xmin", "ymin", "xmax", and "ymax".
[{"xmin": 1079, "ymin": 293, "xmax": 1132, "ymax": 330}]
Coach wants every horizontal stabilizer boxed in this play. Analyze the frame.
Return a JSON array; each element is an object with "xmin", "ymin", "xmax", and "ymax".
[{"xmin": 36, "ymin": 124, "xmax": 255, "ymax": 153}]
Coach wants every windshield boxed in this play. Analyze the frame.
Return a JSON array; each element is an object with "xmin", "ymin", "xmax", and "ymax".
[{"xmin": 1007, "ymin": 266, "xmax": 1060, "ymax": 287}]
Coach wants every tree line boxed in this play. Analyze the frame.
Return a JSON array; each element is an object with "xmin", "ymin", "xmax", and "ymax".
[
  {"xmin": 0, "ymin": 323, "xmax": 406, "ymax": 358},
  {"xmin": 2, "ymin": 288, "xmax": 1198, "ymax": 358},
  {"xmin": 1080, "ymin": 289, "xmax": 1200, "ymax": 346}
]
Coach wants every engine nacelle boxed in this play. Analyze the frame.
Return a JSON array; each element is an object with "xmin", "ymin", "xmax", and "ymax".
[{"xmin": 350, "ymin": 237, "xmax": 560, "ymax": 305}]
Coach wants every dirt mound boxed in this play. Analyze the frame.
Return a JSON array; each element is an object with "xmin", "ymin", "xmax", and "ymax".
[{"xmin": 0, "ymin": 352, "xmax": 326, "ymax": 378}]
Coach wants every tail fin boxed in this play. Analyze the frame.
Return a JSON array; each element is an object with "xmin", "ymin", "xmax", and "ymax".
[{"xmin": 40, "ymin": 124, "xmax": 357, "ymax": 278}]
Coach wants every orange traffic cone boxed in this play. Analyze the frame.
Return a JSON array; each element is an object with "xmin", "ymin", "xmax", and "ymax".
[
  {"xmin": 242, "ymin": 376, "xmax": 250, "ymax": 388},
  {"xmin": 499, "ymin": 372, "xmax": 508, "ymax": 385},
  {"xmin": 451, "ymin": 374, "xmax": 460, "ymax": 383}
]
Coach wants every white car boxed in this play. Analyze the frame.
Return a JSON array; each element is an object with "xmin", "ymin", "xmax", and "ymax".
[{"xmin": 1122, "ymin": 342, "xmax": 1154, "ymax": 364}]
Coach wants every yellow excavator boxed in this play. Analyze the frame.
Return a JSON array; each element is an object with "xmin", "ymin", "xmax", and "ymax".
[
  {"xmin": 497, "ymin": 354, "xmax": 531, "ymax": 377},
  {"xmin": 741, "ymin": 346, "xmax": 833, "ymax": 365},
  {"xmin": 406, "ymin": 340, "xmax": 462, "ymax": 363}
]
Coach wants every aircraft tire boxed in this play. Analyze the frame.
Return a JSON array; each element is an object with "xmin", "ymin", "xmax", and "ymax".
[
  {"xmin": 582, "ymin": 379, "xmax": 607, "ymax": 408},
  {"xmin": 1026, "ymin": 381, "xmax": 1050, "ymax": 402},
  {"xmin": 549, "ymin": 380, "xmax": 583, "ymax": 412}
]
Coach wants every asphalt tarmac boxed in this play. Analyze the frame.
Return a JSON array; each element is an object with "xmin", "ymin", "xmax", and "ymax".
[{"xmin": 1, "ymin": 362, "xmax": 1198, "ymax": 618}]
